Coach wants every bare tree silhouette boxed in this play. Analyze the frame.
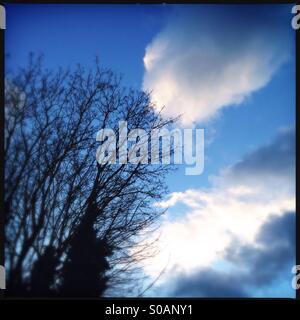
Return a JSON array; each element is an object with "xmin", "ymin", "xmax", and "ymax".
[{"xmin": 5, "ymin": 55, "xmax": 175, "ymax": 297}]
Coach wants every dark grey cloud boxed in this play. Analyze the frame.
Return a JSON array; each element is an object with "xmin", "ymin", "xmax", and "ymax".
[
  {"xmin": 171, "ymin": 211, "xmax": 295, "ymax": 297},
  {"xmin": 232, "ymin": 128, "xmax": 295, "ymax": 180},
  {"xmin": 172, "ymin": 268, "xmax": 248, "ymax": 297},
  {"xmin": 226, "ymin": 212, "xmax": 295, "ymax": 287}
]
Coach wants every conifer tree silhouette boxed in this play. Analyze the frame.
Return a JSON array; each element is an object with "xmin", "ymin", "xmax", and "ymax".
[
  {"xmin": 30, "ymin": 246, "xmax": 58, "ymax": 297},
  {"xmin": 60, "ymin": 204, "xmax": 112, "ymax": 297}
]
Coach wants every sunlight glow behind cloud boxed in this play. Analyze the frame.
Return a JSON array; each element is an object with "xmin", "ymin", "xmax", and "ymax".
[{"xmin": 143, "ymin": 129, "xmax": 295, "ymax": 294}]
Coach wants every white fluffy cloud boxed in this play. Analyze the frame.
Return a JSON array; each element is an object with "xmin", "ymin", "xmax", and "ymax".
[
  {"xmin": 143, "ymin": 129, "xmax": 295, "ymax": 288},
  {"xmin": 143, "ymin": 6, "xmax": 292, "ymax": 125}
]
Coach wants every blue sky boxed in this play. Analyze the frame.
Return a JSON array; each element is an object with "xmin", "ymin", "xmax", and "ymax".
[
  {"xmin": 6, "ymin": 4, "xmax": 169, "ymax": 87},
  {"xmin": 5, "ymin": 4, "xmax": 296, "ymax": 297}
]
